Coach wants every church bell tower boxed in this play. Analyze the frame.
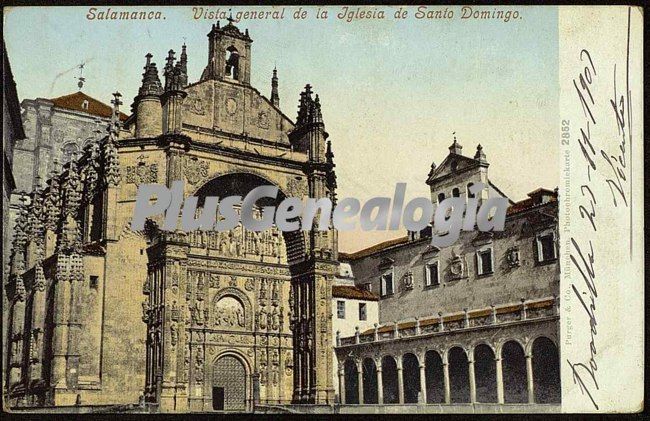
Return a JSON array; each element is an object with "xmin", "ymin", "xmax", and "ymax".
[{"xmin": 200, "ymin": 17, "xmax": 252, "ymax": 84}]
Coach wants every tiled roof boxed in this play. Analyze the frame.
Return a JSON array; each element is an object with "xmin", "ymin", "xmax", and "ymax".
[
  {"xmin": 332, "ymin": 285, "xmax": 379, "ymax": 301},
  {"xmin": 507, "ymin": 188, "xmax": 557, "ymax": 215},
  {"xmin": 50, "ymin": 92, "xmax": 129, "ymax": 121},
  {"xmin": 338, "ymin": 236, "xmax": 409, "ymax": 261}
]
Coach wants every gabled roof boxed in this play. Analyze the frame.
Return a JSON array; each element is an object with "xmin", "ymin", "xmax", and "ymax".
[
  {"xmin": 426, "ymin": 152, "xmax": 485, "ymax": 185},
  {"xmin": 50, "ymin": 91, "xmax": 129, "ymax": 121}
]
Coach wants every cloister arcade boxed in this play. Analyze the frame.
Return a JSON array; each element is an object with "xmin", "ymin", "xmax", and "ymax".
[
  {"xmin": 335, "ymin": 301, "xmax": 560, "ymax": 406},
  {"xmin": 339, "ymin": 336, "xmax": 559, "ymax": 405}
]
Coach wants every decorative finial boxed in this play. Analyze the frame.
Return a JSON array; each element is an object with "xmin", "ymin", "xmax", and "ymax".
[
  {"xmin": 448, "ymin": 132, "xmax": 463, "ymax": 155},
  {"xmin": 474, "ymin": 143, "xmax": 486, "ymax": 162},
  {"xmin": 227, "ymin": 10, "xmax": 235, "ymax": 24},
  {"xmin": 76, "ymin": 62, "xmax": 86, "ymax": 91},
  {"xmin": 145, "ymin": 53, "xmax": 152, "ymax": 67}
]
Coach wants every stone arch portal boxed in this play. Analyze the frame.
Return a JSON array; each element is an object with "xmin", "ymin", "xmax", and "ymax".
[
  {"xmin": 212, "ymin": 354, "xmax": 248, "ymax": 411},
  {"xmin": 144, "ymin": 164, "xmax": 338, "ymax": 408}
]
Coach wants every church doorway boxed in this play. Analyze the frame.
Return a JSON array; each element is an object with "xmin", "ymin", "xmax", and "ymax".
[{"xmin": 212, "ymin": 355, "xmax": 247, "ymax": 411}]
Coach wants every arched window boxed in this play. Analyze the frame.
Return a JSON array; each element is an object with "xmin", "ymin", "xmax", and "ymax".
[
  {"xmin": 467, "ymin": 182, "xmax": 475, "ymax": 198},
  {"xmin": 437, "ymin": 193, "xmax": 446, "ymax": 204},
  {"xmin": 452, "ymin": 187, "xmax": 460, "ymax": 198},
  {"xmin": 225, "ymin": 46, "xmax": 240, "ymax": 80}
]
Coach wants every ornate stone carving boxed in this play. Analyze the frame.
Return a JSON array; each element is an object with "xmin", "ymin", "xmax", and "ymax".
[
  {"xmin": 187, "ymin": 93, "xmax": 206, "ymax": 115},
  {"xmin": 271, "ymin": 280, "xmax": 279, "ymax": 304},
  {"xmin": 506, "ymin": 247, "xmax": 521, "ymax": 267},
  {"xmin": 449, "ymin": 249, "xmax": 466, "ymax": 280},
  {"xmin": 214, "ymin": 296, "xmax": 246, "ymax": 328},
  {"xmin": 125, "ymin": 155, "xmax": 158, "ymax": 185},
  {"xmin": 183, "ymin": 344, "xmax": 190, "ymax": 380},
  {"xmin": 190, "ymin": 300, "xmax": 204, "ymax": 325},
  {"xmin": 195, "ymin": 347, "xmax": 204, "ymax": 384},
  {"xmin": 285, "ymin": 177, "xmax": 307, "ymax": 198},
  {"xmin": 196, "ymin": 273, "xmax": 205, "ymax": 301},
  {"xmin": 225, "ymin": 97, "xmax": 238, "ymax": 115},
  {"xmin": 170, "ymin": 323, "xmax": 178, "ymax": 347},
  {"xmin": 184, "ymin": 157, "xmax": 209, "ymax": 185},
  {"xmin": 209, "ymin": 274, "xmax": 220, "ymax": 288},
  {"xmin": 284, "ymin": 351, "xmax": 293, "ymax": 375},
  {"xmin": 257, "ymin": 111, "xmax": 270, "ymax": 129},
  {"xmin": 402, "ymin": 271, "xmax": 414, "ymax": 290}
]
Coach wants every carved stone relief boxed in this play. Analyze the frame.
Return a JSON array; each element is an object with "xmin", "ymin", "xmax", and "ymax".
[{"xmin": 125, "ymin": 155, "xmax": 158, "ymax": 185}]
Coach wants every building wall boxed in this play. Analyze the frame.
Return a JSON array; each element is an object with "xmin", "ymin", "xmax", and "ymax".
[
  {"xmin": 348, "ymin": 204, "xmax": 559, "ymax": 325},
  {"xmin": 15, "ymin": 99, "xmax": 108, "ymax": 193},
  {"xmin": 331, "ymin": 296, "xmax": 378, "ymax": 401},
  {"xmin": 3, "ymin": 44, "xmax": 24, "ymax": 400}
]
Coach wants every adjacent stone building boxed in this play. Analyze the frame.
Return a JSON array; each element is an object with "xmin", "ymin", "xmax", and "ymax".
[
  {"xmin": 5, "ymin": 20, "xmax": 339, "ymax": 412},
  {"xmin": 334, "ymin": 140, "xmax": 561, "ymax": 408},
  {"xmin": 15, "ymin": 92, "xmax": 128, "ymax": 194},
  {"xmin": 3, "ymin": 40, "xmax": 26, "ymax": 402}
]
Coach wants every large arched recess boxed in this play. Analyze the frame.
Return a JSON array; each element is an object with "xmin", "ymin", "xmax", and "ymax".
[
  {"xmin": 193, "ymin": 172, "xmax": 306, "ymax": 263},
  {"xmin": 190, "ymin": 171, "xmax": 334, "ymax": 405}
]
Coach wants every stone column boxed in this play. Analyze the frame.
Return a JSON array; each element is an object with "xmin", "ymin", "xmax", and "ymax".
[
  {"xmin": 65, "ymin": 278, "xmax": 84, "ymax": 389},
  {"xmin": 442, "ymin": 354, "xmax": 451, "ymax": 404},
  {"xmin": 8, "ymin": 295, "xmax": 26, "ymax": 387},
  {"xmin": 495, "ymin": 357, "xmax": 504, "ymax": 404},
  {"xmin": 50, "ymin": 273, "xmax": 71, "ymax": 391},
  {"xmin": 526, "ymin": 353, "xmax": 535, "ymax": 403},
  {"xmin": 28, "ymin": 281, "xmax": 47, "ymax": 382},
  {"xmin": 338, "ymin": 366, "xmax": 345, "ymax": 404},
  {"xmin": 376, "ymin": 364, "xmax": 384, "ymax": 404},
  {"xmin": 356, "ymin": 360, "xmax": 364, "ymax": 404},
  {"xmin": 468, "ymin": 356, "xmax": 477, "ymax": 403},
  {"xmin": 419, "ymin": 363, "xmax": 427, "ymax": 404},
  {"xmin": 396, "ymin": 357, "xmax": 404, "ymax": 404}
]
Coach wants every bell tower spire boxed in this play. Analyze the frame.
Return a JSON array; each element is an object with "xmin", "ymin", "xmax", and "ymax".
[{"xmin": 270, "ymin": 66, "xmax": 280, "ymax": 107}]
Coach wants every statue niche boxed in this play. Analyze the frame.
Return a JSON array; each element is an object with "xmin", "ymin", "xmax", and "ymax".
[{"xmin": 213, "ymin": 295, "xmax": 246, "ymax": 329}]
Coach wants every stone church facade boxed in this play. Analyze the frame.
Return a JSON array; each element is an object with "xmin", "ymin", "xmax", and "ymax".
[
  {"xmin": 5, "ymin": 20, "xmax": 338, "ymax": 412},
  {"xmin": 334, "ymin": 141, "xmax": 561, "ymax": 408}
]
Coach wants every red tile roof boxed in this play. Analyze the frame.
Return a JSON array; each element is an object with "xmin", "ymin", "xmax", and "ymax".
[
  {"xmin": 332, "ymin": 285, "xmax": 379, "ymax": 301},
  {"xmin": 339, "ymin": 236, "xmax": 409, "ymax": 261},
  {"xmin": 507, "ymin": 188, "xmax": 557, "ymax": 215},
  {"xmin": 50, "ymin": 91, "xmax": 129, "ymax": 121}
]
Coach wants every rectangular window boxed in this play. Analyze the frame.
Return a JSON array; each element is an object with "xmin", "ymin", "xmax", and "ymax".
[
  {"xmin": 381, "ymin": 273, "xmax": 394, "ymax": 297},
  {"xmin": 425, "ymin": 262, "xmax": 439, "ymax": 287},
  {"xmin": 537, "ymin": 233, "xmax": 557, "ymax": 263},
  {"xmin": 337, "ymin": 300, "xmax": 345, "ymax": 319},
  {"xmin": 363, "ymin": 282, "xmax": 372, "ymax": 292},
  {"xmin": 359, "ymin": 303, "xmax": 367, "ymax": 321},
  {"xmin": 477, "ymin": 249, "xmax": 493, "ymax": 276},
  {"xmin": 89, "ymin": 275, "xmax": 99, "ymax": 289}
]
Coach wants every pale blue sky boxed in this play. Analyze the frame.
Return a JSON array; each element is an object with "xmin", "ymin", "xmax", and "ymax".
[{"xmin": 4, "ymin": 6, "xmax": 559, "ymax": 251}]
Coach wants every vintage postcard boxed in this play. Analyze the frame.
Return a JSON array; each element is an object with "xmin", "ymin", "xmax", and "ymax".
[{"xmin": 2, "ymin": 4, "xmax": 644, "ymax": 415}]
